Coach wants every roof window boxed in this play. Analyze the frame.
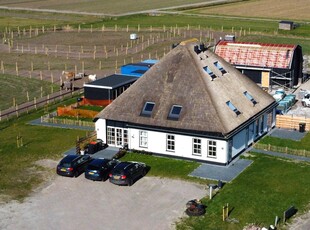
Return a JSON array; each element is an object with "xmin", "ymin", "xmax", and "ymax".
[
  {"xmin": 214, "ymin": 61, "xmax": 227, "ymax": 74},
  {"xmin": 140, "ymin": 102, "xmax": 155, "ymax": 117},
  {"xmin": 168, "ymin": 105, "xmax": 182, "ymax": 120},
  {"xmin": 243, "ymin": 91, "xmax": 257, "ymax": 106},
  {"xmin": 226, "ymin": 101, "xmax": 241, "ymax": 116},
  {"xmin": 203, "ymin": 66, "xmax": 216, "ymax": 80}
]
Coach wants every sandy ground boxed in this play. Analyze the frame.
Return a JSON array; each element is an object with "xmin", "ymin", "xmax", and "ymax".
[{"xmin": 0, "ymin": 160, "xmax": 207, "ymax": 230}]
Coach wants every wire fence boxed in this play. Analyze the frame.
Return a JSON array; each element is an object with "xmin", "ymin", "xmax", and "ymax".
[
  {"xmin": 41, "ymin": 115, "xmax": 95, "ymax": 128},
  {"xmin": 0, "ymin": 88, "xmax": 83, "ymax": 121},
  {"xmin": 254, "ymin": 142, "xmax": 310, "ymax": 157}
]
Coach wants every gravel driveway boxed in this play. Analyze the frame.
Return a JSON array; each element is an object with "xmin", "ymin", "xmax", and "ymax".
[{"xmin": 0, "ymin": 175, "xmax": 206, "ymax": 230}]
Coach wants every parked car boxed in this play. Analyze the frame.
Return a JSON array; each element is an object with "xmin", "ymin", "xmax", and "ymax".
[
  {"xmin": 56, "ymin": 154, "xmax": 92, "ymax": 177},
  {"xmin": 85, "ymin": 158, "xmax": 119, "ymax": 181},
  {"xmin": 109, "ymin": 161, "xmax": 147, "ymax": 186}
]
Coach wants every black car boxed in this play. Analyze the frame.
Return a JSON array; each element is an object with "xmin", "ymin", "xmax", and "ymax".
[
  {"xmin": 85, "ymin": 158, "xmax": 119, "ymax": 181},
  {"xmin": 109, "ymin": 161, "xmax": 147, "ymax": 186},
  {"xmin": 56, "ymin": 154, "xmax": 92, "ymax": 177}
]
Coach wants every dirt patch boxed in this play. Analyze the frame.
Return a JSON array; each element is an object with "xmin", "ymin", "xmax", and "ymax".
[
  {"xmin": 0, "ymin": 175, "xmax": 207, "ymax": 230},
  {"xmin": 35, "ymin": 159, "xmax": 58, "ymax": 169}
]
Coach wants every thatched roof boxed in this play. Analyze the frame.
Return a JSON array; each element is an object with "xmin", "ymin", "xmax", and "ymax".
[{"xmin": 96, "ymin": 41, "xmax": 276, "ymax": 136}]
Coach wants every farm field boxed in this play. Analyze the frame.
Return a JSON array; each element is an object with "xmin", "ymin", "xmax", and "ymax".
[
  {"xmin": 187, "ymin": 0, "xmax": 310, "ymax": 21},
  {"xmin": 0, "ymin": 0, "xmax": 218, "ymax": 15}
]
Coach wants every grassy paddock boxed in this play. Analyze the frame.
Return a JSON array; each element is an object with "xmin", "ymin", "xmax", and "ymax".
[
  {"xmin": 176, "ymin": 153, "xmax": 310, "ymax": 229},
  {"xmin": 0, "ymin": 74, "xmax": 59, "ymax": 111}
]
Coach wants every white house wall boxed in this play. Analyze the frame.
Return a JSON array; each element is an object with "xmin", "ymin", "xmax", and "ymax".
[
  {"xmin": 95, "ymin": 119, "xmax": 106, "ymax": 142},
  {"xmin": 129, "ymin": 128, "xmax": 228, "ymax": 164}
]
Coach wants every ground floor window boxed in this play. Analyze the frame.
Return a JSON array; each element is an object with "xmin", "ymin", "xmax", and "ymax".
[
  {"xmin": 124, "ymin": 129, "xmax": 128, "ymax": 145},
  {"xmin": 139, "ymin": 131, "xmax": 148, "ymax": 148},
  {"xmin": 166, "ymin": 135, "xmax": 175, "ymax": 151},
  {"xmin": 107, "ymin": 127, "xmax": 128, "ymax": 146},
  {"xmin": 107, "ymin": 127, "xmax": 115, "ymax": 145},
  {"xmin": 208, "ymin": 140, "xmax": 217, "ymax": 158},
  {"xmin": 192, "ymin": 138, "xmax": 201, "ymax": 156}
]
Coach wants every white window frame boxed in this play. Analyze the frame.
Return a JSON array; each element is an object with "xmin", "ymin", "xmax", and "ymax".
[
  {"xmin": 116, "ymin": 128, "xmax": 123, "ymax": 146},
  {"xmin": 123, "ymin": 129, "xmax": 128, "ymax": 145},
  {"xmin": 207, "ymin": 140, "xmax": 217, "ymax": 158},
  {"xmin": 139, "ymin": 131, "xmax": 148, "ymax": 148},
  {"xmin": 192, "ymin": 138, "xmax": 202, "ymax": 156},
  {"xmin": 166, "ymin": 135, "xmax": 175, "ymax": 152},
  {"xmin": 107, "ymin": 127, "xmax": 115, "ymax": 145}
]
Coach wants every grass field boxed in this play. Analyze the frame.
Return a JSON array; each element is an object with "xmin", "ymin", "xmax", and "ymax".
[
  {"xmin": 0, "ymin": 0, "xmax": 213, "ymax": 15},
  {"xmin": 0, "ymin": 74, "xmax": 58, "ymax": 111},
  {"xmin": 176, "ymin": 153, "xmax": 310, "ymax": 229},
  {"xmin": 0, "ymin": 98, "xmax": 86, "ymax": 202},
  {"xmin": 188, "ymin": 0, "xmax": 310, "ymax": 21}
]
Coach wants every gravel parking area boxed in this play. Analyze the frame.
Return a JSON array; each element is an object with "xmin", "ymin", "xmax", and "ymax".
[{"xmin": 0, "ymin": 169, "xmax": 206, "ymax": 230}]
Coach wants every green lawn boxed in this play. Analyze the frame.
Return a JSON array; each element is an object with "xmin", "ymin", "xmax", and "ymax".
[
  {"xmin": 121, "ymin": 152, "xmax": 203, "ymax": 182},
  {"xmin": 0, "ymin": 99, "xmax": 86, "ymax": 202},
  {"xmin": 176, "ymin": 153, "xmax": 310, "ymax": 229}
]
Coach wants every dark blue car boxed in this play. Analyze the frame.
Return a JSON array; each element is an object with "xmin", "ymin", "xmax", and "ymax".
[
  {"xmin": 85, "ymin": 158, "xmax": 119, "ymax": 181},
  {"xmin": 56, "ymin": 154, "xmax": 92, "ymax": 177}
]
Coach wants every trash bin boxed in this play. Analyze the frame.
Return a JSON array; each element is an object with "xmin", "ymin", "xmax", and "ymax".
[
  {"xmin": 218, "ymin": 180, "xmax": 223, "ymax": 189},
  {"xmin": 299, "ymin": 123, "xmax": 306, "ymax": 132}
]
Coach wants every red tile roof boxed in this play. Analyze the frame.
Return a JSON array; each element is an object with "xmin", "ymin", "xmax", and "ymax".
[{"xmin": 215, "ymin": 41, "xmax": 296, "ymax": 69}]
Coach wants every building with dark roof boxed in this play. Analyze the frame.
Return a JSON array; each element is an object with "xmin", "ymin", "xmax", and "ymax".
[
  {"xmin": 215, "ymin": 41, "xmax": 303, "ymax": 88},
  {"xmin": 83, "ymin": 74, "xmax": 138, "ymax": 106},
  {"xmin": 95, "ymin": 41, "xmax": 277, "ymax": 165}
]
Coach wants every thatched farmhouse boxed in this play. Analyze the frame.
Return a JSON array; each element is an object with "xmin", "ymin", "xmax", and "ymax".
[
  {"xmin": 94, "ymin": 41, "xmax": 277, "ymax": 165},
  {"xmin": 215, "ymin": 41, "xmax": 303, "ymax": 89}
]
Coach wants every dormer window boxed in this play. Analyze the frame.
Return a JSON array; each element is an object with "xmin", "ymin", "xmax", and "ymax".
[
  {"xmin": 226, "ymin": 101, "xmax": 241, "ymax": 116},
  {"xmin": 168, "ymin": 105, "xmax": 182, "ymax": 120},
  {"xmin": 243, "ymin": 91, "xmax": 257, "ymax": 106},
  {"xmin": 203, "ymin": 66, "xmax": 216, "ymax": 80},
  {"xmin": 214, "ymin": 61, "xmax": 227, "ymax": 74},
  {"xmin": 140, "ymin": 102, "xmax": 155, "ymax": 117}
]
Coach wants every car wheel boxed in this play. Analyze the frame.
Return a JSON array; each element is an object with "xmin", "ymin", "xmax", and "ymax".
[
  {"xmin": 142, "ymin": 169, "xmax": 147, "ymax": 177},
  {"xmin": 128, "ymin": 178, "xmax": 133, "ymax": 186},
  {"xmin": 74, "ymin": 171, "xmax": 79, "ymax": 177}
]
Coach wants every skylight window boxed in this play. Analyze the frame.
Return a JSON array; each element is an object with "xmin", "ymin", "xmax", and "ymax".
[
  {"xmin": 226, "ymin": 101, "xmax": 241, "ymax": 116},
  {"xmin": 140, "ymin": 102, "xmax": 155, "ymax": 117},
  {"xmin": 203, "ymin": 66, "xmax": 216, "ymax": 80},
  {"xmin": 214, "ymin": 61, "xmax": 227, "ymax": 74},
  {"xmin": 168, "ymin": 105, "xmax": 182, "ymax": 120},
  {"xmin": 243, "ymin": 91, "xmax": 257, "ymax": 106}
]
